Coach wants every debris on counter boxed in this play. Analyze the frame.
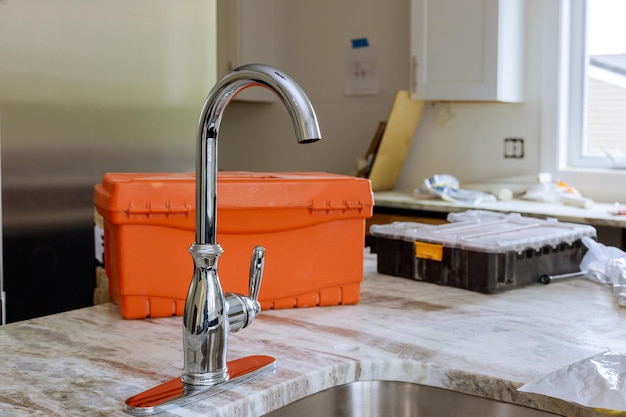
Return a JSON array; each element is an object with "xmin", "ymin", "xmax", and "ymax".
[
  {"xmin": 520, "ymin": 172, "xmax": 594, "ymax": 209},
  {"xmin": 491, "ymin": 187, "xmax": 514, "ymax": 201},
  {"xmin": 420, "ymin": 174, "xmax": 496, "ymax": 204},
  {"xmin": 611, "ymin": 203, "xmax": 626, "ymax": 216},
  {"xmin": 560, "ymin": 192, "xmax": 594, "ymax": 209}
]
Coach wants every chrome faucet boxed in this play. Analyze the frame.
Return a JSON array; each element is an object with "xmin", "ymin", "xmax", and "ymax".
[{"xmin": 124, "ymin": 64, "xmax": 321, "ymax": 415}]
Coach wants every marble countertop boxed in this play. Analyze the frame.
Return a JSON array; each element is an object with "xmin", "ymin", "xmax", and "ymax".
[
  {"xmin": 375, "ymin": 190, "xmax": 626, "ymax": 228},
  {"xmin": 1, "ymin": 252, "xmax": 625, "ymax": 417}
]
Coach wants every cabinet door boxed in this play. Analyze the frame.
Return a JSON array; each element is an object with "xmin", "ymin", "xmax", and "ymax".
[
  {"xmin": 216, "ymin": 0, "xmax": 276, "ymax": 102},
  {"xmin": 410, "ymin": 0, "xmax": 524, "ymax": 102}
]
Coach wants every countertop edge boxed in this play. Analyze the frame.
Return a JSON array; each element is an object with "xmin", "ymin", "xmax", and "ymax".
[{"xmin": 374, "ymin": 190, "xmax": 626, "ymax": 228}]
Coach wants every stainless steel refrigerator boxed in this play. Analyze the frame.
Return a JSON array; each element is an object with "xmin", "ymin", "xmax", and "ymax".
[{"xmin": 0, "ymin": 0, "xmax": 216, "ymax": 323}]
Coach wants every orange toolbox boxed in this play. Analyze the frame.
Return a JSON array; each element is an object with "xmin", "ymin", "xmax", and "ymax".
[{"xmin": 93, "ymin": 171, "xmax": 373, "ymax": 319}]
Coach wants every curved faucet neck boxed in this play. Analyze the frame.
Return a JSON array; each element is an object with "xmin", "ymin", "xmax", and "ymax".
[{"xmin": 194, "ymin": 64, "xmax": 321, "ymax": 245}]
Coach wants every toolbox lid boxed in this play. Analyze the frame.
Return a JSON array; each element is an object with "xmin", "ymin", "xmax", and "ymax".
[
  {"xmin": 369, "ymin": 221, "xmax": 437, "ymax": 239},
  {"xmin": 94, "ymin": 171, "xmax": 373, "ymax": 232},
  {"xmin": 369, "ymin": 210, "xmax": 508, "ymax": 241}
]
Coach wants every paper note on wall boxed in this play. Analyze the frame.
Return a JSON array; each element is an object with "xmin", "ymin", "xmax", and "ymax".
[{"xmin": 344, "ymin": 38, "xmax": 379, "ymax": 96}]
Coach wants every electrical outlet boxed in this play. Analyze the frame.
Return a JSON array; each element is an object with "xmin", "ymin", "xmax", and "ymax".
[{"xmin": 504, "ymin": 138, "xmax": 524, "ymax": 158}]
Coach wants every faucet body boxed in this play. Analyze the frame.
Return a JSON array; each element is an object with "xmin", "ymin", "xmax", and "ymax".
[{"xmin": 182, "ymin": 64, "xmax": 321, "ymax": 386}]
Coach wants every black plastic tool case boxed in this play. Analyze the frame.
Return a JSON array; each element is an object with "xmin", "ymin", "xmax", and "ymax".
[{"xmin": 370, "ymin": 210, "xmax": 597, "ymax": 293}]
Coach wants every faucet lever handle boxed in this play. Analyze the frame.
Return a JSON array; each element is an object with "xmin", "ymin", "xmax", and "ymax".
[
  {"xmin": 224, "ymin": 246, "xmax": 265, "ymax": 333},
  {"xmin": 248, "ymin": 246, "xmax": 265, "ymax": 302}
]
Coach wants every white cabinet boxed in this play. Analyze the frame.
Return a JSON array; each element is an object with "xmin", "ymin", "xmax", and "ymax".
[
  {"xmin": 216, "ymin": 0, "xmax": 276, "ymax": 102},
  {"xmin": 410, "ymin": 0, "xmax": 524, "ymax": 102}
]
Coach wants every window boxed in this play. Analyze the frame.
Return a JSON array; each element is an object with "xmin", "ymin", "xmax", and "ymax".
[
  {"xmin": 540, "ymin": 0, "xmax": 626, "ymax": 202},
  {"xmin": 567, "ymin": 0, "xmax": 626, "ymax": 169}
]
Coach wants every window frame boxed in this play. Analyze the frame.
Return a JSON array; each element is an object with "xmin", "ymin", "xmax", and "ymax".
[{"xmin": 540, "ymin": 0, "xmax": 626, "ymax": 202}]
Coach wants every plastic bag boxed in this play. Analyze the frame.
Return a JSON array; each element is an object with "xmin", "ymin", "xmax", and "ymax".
[
  {"xmin": 421, "ymin": 174, "xmax": 496, "ymax": 205},
  {"xmin": 580, "ymin": 237, "xmax": 626, "ymax": 307},
  {"xmin": 518, "ymin": 351, "xmax": 626, "ymax": 414},
  {"xmin": 520, "ymin": 181, "xmax": 563, "ymax": 203}
]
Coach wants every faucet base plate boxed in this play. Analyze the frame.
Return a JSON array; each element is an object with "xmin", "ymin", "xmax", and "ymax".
[{"xmin": 124, "ymin": 355, "xmax": 276, "ymax": 416}]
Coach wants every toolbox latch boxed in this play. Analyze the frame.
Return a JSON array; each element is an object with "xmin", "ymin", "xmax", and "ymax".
[
  {"xmin": 414, "ymin": 241, "xmax": 443, "ymax": 261},
  {"xmin": 126, "ymin": 202, "xmax": 193, "ymax": 217},
  {"xmin": 310, "ymin": 199, "xmax": 368, "ymax": 213}
]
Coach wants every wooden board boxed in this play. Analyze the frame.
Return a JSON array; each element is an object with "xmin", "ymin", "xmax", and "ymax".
[{"xmin": 368, "ymin": 91, "xmax": 424, "ymax": 191}]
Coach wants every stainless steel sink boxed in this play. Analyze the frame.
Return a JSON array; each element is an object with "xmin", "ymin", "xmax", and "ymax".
[{"xmin": 262, "ymin": 380, "xmax": 562, "ymax": 417}]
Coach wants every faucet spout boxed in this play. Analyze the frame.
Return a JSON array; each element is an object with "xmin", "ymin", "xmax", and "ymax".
[{"xmin": 195, "ymin": 64, "xmax": 321, "ymax": 246}]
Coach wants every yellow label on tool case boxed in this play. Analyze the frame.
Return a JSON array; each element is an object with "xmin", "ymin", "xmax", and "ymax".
[{"xmin": 414, "ymin": 241, "xmax": 443, "ymax": 261}]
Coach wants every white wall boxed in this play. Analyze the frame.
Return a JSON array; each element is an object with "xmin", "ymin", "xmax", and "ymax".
[
  {"xmin": 218, "ymin": 0, "xmax": 543, "ymax": 190},
  {"xmin": 217, "ymin": 0, "xmax": 413, "ymax": 174}
]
